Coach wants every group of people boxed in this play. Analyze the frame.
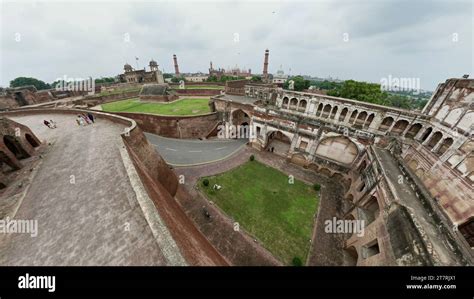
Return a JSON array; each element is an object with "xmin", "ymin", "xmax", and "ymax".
[
  {"xmin": 43, "ymin": 119, "xmax": 57, "ymax": 129},
  {"xmin": 76, "ymin": 113, "xmax": 95, "ymax": 126}
]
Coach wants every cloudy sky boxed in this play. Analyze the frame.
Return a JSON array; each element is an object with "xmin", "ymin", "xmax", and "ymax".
[{"xmin": 1, "ymin": 0, "xmax": 472, "ymax": 90}]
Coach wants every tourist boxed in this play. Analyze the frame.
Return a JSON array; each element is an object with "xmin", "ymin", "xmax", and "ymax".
[
  {"xmin": 43, "ymin": 120, "xmax": 52, "ymax": 129},
  {"xmin": 49, "ymin": 120, "xmax": 57, "ymax": 128},
  {"xmin": 87, "ymin": 113, "xmax": 95, "ymax": 123},
  {"xmin": 76, "ymin": 115, "xmax": 85, "ymax": 126},
  {"xmin": 81, "ymin": 114, "xmax": 90, "ymax": 125}
]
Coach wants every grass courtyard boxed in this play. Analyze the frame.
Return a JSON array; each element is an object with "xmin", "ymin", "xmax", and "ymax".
[
  {"xmin": 198, "ymin": 160, "xmax": 319, "ymax": 265},
  {"xmin": 101, "ymin": 98, "xmax": 211, "ymax": 116}
]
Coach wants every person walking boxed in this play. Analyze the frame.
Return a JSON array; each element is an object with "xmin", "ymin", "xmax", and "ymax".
[{"xmin": 43, "ymin": 120, "xmax": 52, "ymax": 128}]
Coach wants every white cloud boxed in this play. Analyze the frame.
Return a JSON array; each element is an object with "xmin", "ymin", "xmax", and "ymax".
[{"xmin": 0, "ymin": 0, "xmax": 472, "ymax": 90}]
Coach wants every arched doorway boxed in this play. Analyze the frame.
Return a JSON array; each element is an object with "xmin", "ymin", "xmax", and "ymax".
[
  {"xmin": 266, "ymin": 131, "xmax": 291, "ymax": 157},
  {"xmin": 426, "ymin": 131, "xmax": 442, "ymax": 149},
  {"xmin": 378, "ymin": 117, "xmax": 394, "ymax": 131},
  {"xmin": 3, "ymin": 135, "xmax": 30, "ymax": 159},
  {"xmin": 392, "ymin": 119, "xmax": 409, "ymax": 134},
  {"xmin": 339, "ymin": 107, "xmax": 348, "ymax": 122},
  {"xmin": 437, "ymin": 138, "xmax": 453, "ymax": 155},
  {"xmin": 405, "ymin": 123, "xmax": 422, "ymax": 139}
]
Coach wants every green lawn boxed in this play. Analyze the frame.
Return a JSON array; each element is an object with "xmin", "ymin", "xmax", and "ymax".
[
  {"xmin": 171, "ymin": 85, "xmax": 224, "ymax": 90},
  {"xmin": 198, "ymin": 161, "xmax": 319, "ymax": 265},
  {"xmin": 101, "ymin": 98, "xmax": 211, "ymax": 116}
]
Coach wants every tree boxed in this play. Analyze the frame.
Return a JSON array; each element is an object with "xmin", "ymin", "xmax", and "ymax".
[
  {"xmin": 171, "ymin": 76, "xmax": 186, "ymax": 83},
  {"xmin": 283, "ymin": 76, "xmax": 310, "ymax": 91},
  {"xmin": 94, "ymin": 77, "xmax": 115, "ymax": 84},
  {"xmin": 292, "ymin": 257, "xmax": 303, "ymax": 266},
  {"xmin": 251, "ymin": 75, "xmax": 262, "ymax": 82},
  {"xmin": 10, "ymin": 77, "xmax": 51, "ymax": 90},
  {"xmin": 202, "ymin": 179, "xmax": 210, "ymax": 187}
]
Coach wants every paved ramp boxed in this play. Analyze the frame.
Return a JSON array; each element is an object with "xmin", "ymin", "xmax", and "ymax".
[
  {"xmin": 144, "ymin": 133, "xmax": 247, "ymax": 166},
  {"xmin": 0, "ymin": 114, "xmax": 170, "ymax": 265}
]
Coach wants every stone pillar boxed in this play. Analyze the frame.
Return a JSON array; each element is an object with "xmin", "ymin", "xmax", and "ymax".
[
  {"xmin": 431, "ymin": 136, "xmax": 445, "ymax": 153},
  {"xmin": 289, "ymin": 132, "xmax": 299, "ymax": 155}
]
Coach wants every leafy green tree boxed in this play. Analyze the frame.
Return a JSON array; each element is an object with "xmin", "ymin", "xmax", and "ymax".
[
  {"xmin": 251, "ymin": 75, "xmax": 262, "ymax": 82},
  {"xmin": 94, "ymin": 77, "xmax": 116, "ymax": 84},
  {"xmin": 10, "ymin": 77, "xmax": 51, "ymax": 90},
  {"xmin": 171, "ymin": 76, "xmax": 186, "ymax": 83}
]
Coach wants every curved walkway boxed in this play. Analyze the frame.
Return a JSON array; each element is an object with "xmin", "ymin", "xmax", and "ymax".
[
  {"xmin": 144, "ymin": 133, "xmax": 247, "ymax": 166},
  {"xmin": 0, "ymin": 114, "xmax": 171, "ymax": 265}
]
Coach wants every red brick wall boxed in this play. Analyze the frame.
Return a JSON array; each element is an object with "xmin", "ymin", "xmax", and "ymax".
[{"xmin": 112, "ymin": 112, "xmax": 219, "ymax": 139}]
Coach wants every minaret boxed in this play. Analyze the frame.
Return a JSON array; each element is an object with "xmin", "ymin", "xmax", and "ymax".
[
  {"xmin": 173, "ymin": 54, "xmax": 180, "ymax": 76},
  {"xmin": 263, "ymin": 49, "xmax": 269, "ymax": 81}
]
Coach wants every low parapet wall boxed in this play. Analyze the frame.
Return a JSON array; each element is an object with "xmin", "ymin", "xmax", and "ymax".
[{"xmin": 112, "ymin": 111, "xmax": 219, "ymax": 139}]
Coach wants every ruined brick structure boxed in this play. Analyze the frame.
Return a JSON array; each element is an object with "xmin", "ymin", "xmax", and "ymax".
[
  {"xmin": 118, "ymin": 60, "xmax": 165, "ymax": 84},
  {"xmin": 211, "ymin": 77, "xmax": 474, "ymax": 265},
  {"xmin": 0, "ymin": 117, "xmax": 41, "ymax": 189}
]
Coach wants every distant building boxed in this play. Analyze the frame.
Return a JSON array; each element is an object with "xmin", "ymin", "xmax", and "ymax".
[
  {"xmin": 184, "ymin": 73, "xmax": 209, "ymax": 82},
  {"xmin": 272, "ymin": 67, "xmax": 288, "ymax": 86},
  {"xmin": 118, "ymin": 59, "xmax": 165, "ymax": 84},
  {"xmin": 209, "ymin": 61, "xmax": 252, "ymax": 80}
]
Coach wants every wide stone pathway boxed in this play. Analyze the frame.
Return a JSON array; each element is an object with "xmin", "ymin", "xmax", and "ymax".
[{"xmin": 0, "ymin": 114, "xmax": 168, "ymax": 265}]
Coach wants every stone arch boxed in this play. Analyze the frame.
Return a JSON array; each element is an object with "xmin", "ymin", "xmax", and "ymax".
[
  {"xmin": 231, "ymin": 109, "xmax": 250, "ymax": 126},
  {"xmin": 282, "ymin": 97, "xmax": 289, "ymax": 108},
  {"xmin": 392, "ymin": 119, "xmax": 409, "ymax": 134},
  {"xmin": 266, "ymin": 130, "xmax": 291, "ymax": 157},
  {"xmin": 316, "ymin": 103, "xmax": 324, "ymax": 117},
  {"xmin": 339, "ymin": 107, "xmax": 348, "ymax": 122},
  {"xmin": 355, "ymin": 111, "xmax": 367, "ymax": 127},
  {"xmin": 319, "ymin": 167, "xmax": 332, "ymax": 177},
  {"xmin": 458, "ymin": 111, "xmax": 474, "ymax": 132},
  {"xmin": 420, "ymin": 127, "xmax": 432, "ymax": 142},
  {"xmin": 331, "ymin": 172, "xmax": 344, "ymax": 181},
  {"xmin": 330, "ymin": 106, "xmax": 338, "ymax": 119},
  {"xmin": 437, "ymin": 137, "xmax": 454, "ymax": 155},
  {"xmin": 315, "ymin": 136, "xmax": 359, "ymax": 165},
  {"xmin": 25, "ymin": 133, "xmax": 40, "ymax": 148},
  {"xmin": 344, "ymin": 246, "xmax": 358, "ymax": 266},
  {"xmin": 3, "ymin": 135, "xmax": 30, "ymax": 160},
  {"xmin": 444, "ymin": 108, "xmax": 463, "ymax": 126},
  {"xmin": 405, "ymin": 123, "xmax": 422, "ymax": 139},
  {"xmin": 349, "ymin": 110, "xmax": 358, "ymax": 123},
  {"xmin": 378, "ymin": 116, "xmax": 394, "ymax": 131},
  {"xmin": 458, "ymin": 217, "xmax": 474, "ymax": 247},
  {"xmin": 291, "ymin": 153, "xmax": 307, "ymax": 165},
  {"xmin": 289, "ymin": 98, "xmax": 298, "ymax": 109},
  {"xmin": 364, "ymin": 113, "xmax": 375, "ymax": 128},
  {"xmin": 322, "ymin": 104, "xmax": 332, "ymax": 118},
  {"xmin": 298, "ymin": 99, "xmax": 307, "ymax": 112},
  {"xmin": 408, "ymin": 159, "xmax": 419, "ymax": 170},
  {"xmin": 308, "ymin": 163, "xmax": 319, "ymax": 173},
  {"xmin": 426, "ymin": 131, "xmax": 442, "ymax": 149}
]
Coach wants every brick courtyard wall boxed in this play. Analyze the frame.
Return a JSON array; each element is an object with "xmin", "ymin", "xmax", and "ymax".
[{"xmin": 112, "ymin": 112, "xmax": 219, "ymax": 139}]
